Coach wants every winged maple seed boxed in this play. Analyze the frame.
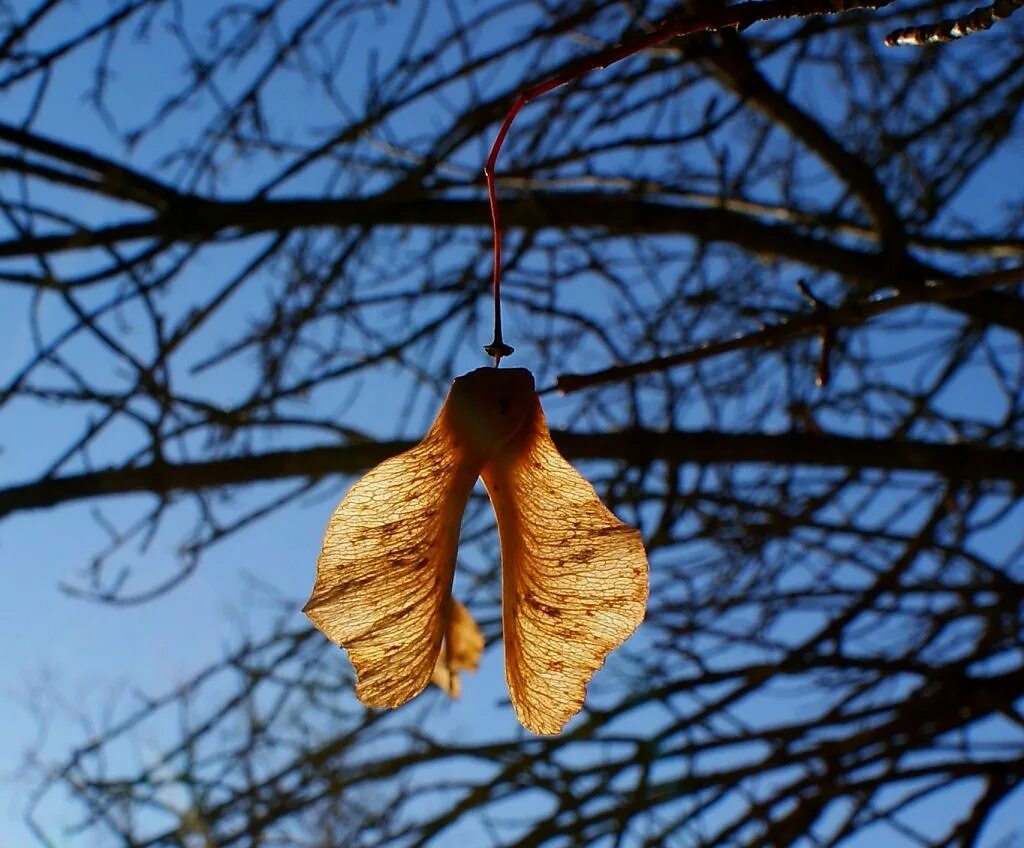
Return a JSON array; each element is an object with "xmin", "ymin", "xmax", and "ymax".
[{"xmin": 303, "ymin": 367, "xmax": 649, "ymax": 734}]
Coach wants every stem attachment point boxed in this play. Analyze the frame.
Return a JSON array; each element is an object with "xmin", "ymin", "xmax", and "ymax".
[{"xmin": 484, "ymin": 340, "xmax": 515, "ymax": 365}]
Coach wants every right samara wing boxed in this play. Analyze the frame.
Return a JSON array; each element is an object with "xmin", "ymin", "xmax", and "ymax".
[{"xmin": 482, "ymin": 396, "xmax": 649, "ymax": 735}]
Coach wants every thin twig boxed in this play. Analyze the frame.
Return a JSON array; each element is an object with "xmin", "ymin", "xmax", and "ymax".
[
  {"xmin": 554, "ymin": 265, "xmax": 1024, "ymax": 393},
  {"xmin": 482, "ymin": 0, "xmax": 895, "ymax": 363},
  {"xmin": 797, "ymin": 279, "xmax": 836, "ymax": 387}
]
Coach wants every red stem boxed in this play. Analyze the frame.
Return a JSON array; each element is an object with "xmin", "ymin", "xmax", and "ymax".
[{"xmin": 482, "ymin": 0, "xmax": 891, "ymax": 365}]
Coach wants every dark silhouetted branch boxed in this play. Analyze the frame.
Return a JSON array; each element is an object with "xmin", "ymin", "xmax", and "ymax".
[{"xmin": 1, "ymin": 428, "xmax": 1020, "ymax": 519}]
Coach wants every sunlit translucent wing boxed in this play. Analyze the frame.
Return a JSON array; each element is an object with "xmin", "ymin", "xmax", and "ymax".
[
  {"xmin": 430, "ymin": 597, "xmax": 485, "ymax": 698},
  {"xmin": 304, "ymin": 366, "xmax": 648, "ymax": 731},
  {"xmin": 304, "ymin": 419, "xmax": 479, "ymax": 708},
  {"xmin": 483, "ymin": 397, "xmax": 649, "ymax": 735},
  {"xmin": 304, "ymin": 368, "xmax": 534, "ymax": 710}
]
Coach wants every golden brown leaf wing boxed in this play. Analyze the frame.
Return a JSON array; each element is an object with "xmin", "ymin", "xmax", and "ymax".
[
  {"xmin": 430, "ymin": 597, "xmax": 485, "ymax": 698},
  {"xmin": 303, "ymin": 421, "xmax": 479, "ymax": 709},
  {"xmin": 483, "ymin": 401, "xmax": 649, "ymax": 734}
]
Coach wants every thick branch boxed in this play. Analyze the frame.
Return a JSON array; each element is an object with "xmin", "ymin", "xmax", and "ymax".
[
  {"xmin": 555, "ymin": 265, "xmax": 1024, "ymax": 392},
  {"xmin": 706, "ymin": 33, "xmax": 904, "ymax": 257},
  {"xmin": 4, "ymin": 190, "xmax": 1016, "ymax": 334},
  {"xmin": 0, "ymin": 121, "xmax": 178, "ymax": 209},
  {"xmin": 0, "ymin": 192, "xmax": 925, "ymax": 285},
  {"xmin": 1, "ymin": 429, "xmax": 1019, "ymax": 519}
]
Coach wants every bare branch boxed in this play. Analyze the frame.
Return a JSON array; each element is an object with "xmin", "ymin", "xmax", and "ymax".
[{"xmin": 886, "ymin": 0, "xmax": 1024, "ymax": 45}]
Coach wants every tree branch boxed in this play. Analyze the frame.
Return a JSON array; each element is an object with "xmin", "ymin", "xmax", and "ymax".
[
  {"xmin": 886, "ymin": 0, "xmax": 1023, "ymax": 45},
  {"xmin": 0, "ymin": 192, "xmax": 929, "ymax": 284},
  {"xmin": 1, "ymin": 428, "xmax": 1019, "ymax": 519},
  {"xmin": 555, "ymin": 265, "xmax": 1024, "ymax": 392}
]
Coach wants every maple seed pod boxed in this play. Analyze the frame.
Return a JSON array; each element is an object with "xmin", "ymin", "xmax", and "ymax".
[{"xmin": 303, "ymin": 367, "xmax": 649, "ymax": 734}]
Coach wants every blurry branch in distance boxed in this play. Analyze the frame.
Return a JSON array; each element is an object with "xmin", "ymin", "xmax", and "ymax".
[
  {"xmin": 0, "ymin": 120, "xmax": 180, "ymax": 210},
  {"xmin": 555, "ymin": 265, "xmax": 1024, "ymax": 393},
  {"xmin": 2, "ymin": 188, "xmax": 1022, "ymax": 340},
  {"xmin": 481, "ymin": 0, "xmax": 897, "ymax": 361},
  {"xmin": 1, "ymin": 428, "xmax": 1022, "ymax": 520},
  {"xmin": 0, "ymin": 191, "xmax": 946, "ymax": 269},
  {"xmin": 886, "ymin": 0, "xmax": 1024, "ymax": 44}
]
